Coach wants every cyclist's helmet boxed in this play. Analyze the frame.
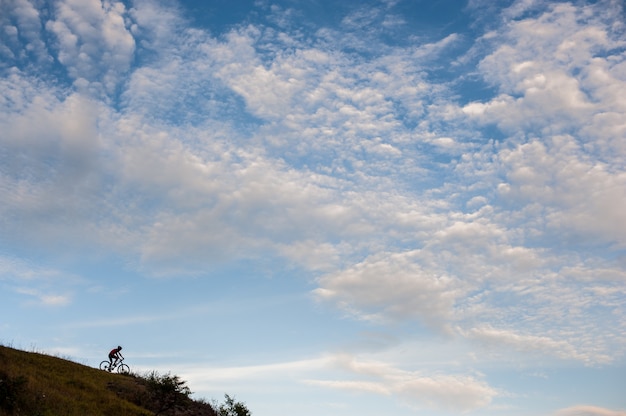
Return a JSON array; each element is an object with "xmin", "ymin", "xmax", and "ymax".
[{"xmin": 118, "ymin": 346, "xmax": 122, "ymax": 350}]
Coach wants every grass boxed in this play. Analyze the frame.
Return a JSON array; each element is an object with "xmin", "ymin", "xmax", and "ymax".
[{"xmin": 0, "ymin": 345, "xmax": 216, "ymax": 415}]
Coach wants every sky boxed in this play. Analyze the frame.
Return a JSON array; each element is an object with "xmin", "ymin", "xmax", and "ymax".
[{"xmin": 1, "ymin": 0, "xmax": 625, "ymax": 415}]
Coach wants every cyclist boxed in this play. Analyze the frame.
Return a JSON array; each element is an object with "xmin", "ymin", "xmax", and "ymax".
[{"xmin": 108, "ymin": 345, "xmax": 124, "ymax": 369}]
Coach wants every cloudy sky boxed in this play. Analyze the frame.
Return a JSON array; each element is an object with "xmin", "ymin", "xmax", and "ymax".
[{"xmin": 1, "ymin": 0, "xmax": 626, "ymax": 415}]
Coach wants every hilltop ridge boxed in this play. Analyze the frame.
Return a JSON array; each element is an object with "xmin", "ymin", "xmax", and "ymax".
[{"xmin": 0, "ymin": 345, "xmax": 216, "ymax": 415}]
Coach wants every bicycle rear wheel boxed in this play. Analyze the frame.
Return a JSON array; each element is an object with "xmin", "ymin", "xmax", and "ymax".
[
  {"xmin": 99, "ymin": 360, "xmax": 111, "ymax": 371},
  {"xmin": 117, "ymin": 363, "xmax": 130, "ymax": 374}
]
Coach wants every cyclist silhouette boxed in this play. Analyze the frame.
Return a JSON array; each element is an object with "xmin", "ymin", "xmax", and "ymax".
[{"xmin": 108, "ymin": 345, "xmax": 123, "ymax": 367}]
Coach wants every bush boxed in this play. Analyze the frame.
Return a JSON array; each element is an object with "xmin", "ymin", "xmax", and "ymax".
[
  {"xmin": 215, "ymin": 394, "xmax": 252, "ymax": 416},
  {"xmin": 143, "ymin": 371, "xmax": 192, "ymax": 415}
]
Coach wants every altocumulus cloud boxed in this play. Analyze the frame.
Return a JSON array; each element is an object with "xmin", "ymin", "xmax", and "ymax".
[{"xmin": 1, "ymin": 0, "xmax": 626, "ymax": 414}]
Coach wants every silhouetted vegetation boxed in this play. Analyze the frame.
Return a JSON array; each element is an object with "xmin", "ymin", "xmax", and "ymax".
[
  {"xmin": 0, "ymin": 345, "xmax": 251, "ymax": 416},
  {"xmin": 215, "ymin": 394, "xmax": 252, "ymax": 416}
]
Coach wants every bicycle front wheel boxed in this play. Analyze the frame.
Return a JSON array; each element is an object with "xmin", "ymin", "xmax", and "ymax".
[
  {"xmin": 117, "ymin": 364, "xmax": 130, "ymax": 374},
  {"xmin": 99, "ymin": 360, "xmax": 111, "ymax": 371}
]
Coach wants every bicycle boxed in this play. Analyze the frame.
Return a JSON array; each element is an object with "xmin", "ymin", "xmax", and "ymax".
[{"xmin": 99, "ymin": 357, "xmax": 131, "ymax": 374}]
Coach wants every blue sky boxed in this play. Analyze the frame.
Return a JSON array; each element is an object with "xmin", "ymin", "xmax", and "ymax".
[{"xmin": 1, "ymin": 0, "xmax": 625, "ymax": 415}]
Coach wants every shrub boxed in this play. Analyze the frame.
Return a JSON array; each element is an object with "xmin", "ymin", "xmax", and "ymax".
[
  {"xmin": 215, "ymin": 394, "xmax": 252, "ymax": 416},
  {"xmin": 144, "ymin": 371, "xmax": 192, "ymax": 415}
]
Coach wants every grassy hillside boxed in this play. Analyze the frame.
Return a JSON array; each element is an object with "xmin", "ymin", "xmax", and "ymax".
[{"xmin": 0, "ymin": 345, "xmax": 216, "ymax": 416}]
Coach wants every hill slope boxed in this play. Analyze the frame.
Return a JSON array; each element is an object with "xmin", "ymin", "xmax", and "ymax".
[{"xmin": 0, "ymin": 345, "xmax": 216, "ymax": 415}]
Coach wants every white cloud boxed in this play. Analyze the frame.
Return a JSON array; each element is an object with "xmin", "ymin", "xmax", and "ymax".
[
  {"xmin": 0, "ymin": 255, "xmax": 82, "ymax": 307},
  {"xmin": 306, "ymin": 354, "xmax": 498, "ymax": 413},
  {"xmin": 464, "ymin": 325, "xmax": 587, "ymax": 362},
  {"xmin": 1, "ymin": 0, "xmax": 625, "ymax": 378},
  {"xmin": 277, "ymin": 240, "xmax": 343, "ymax": 271},
  {"xmin": 554, "ymin": 406, "xmax": 626, "ymax": 416},
  {"xmin": 314, "ymin": 250, "xmax": 466, "ymax": 329},
  {"xmin": 0, "ymin": 256, "xmax": 63, "ymax": 282},
  {"xmin": 495, "ymin": 135, "xmax": 626, "ymax": 247},
  {"xmin": 0, "ymin": 0, "xmax": 50, "ymax": 64},
  {"xmin": 127, "ymin": 0, "xmax": 186, "ymax": 48},
  {"xmin": 181, "ymin": 353, "xmax": 497, "ymax": 413},
  {"xmin": 45, "ymin": 0, "xmax": 135, "ymax": 96},
  {"xmin": 464, "ymin": 1, "xmax": 626, "ymax": 160},
  {"xmin": 14, "ymin": 287, "xmax": 72, "ymax": 307},
  {"xmin": 0, "ymin": 78, "xmax": 111, "ymax": 249}
]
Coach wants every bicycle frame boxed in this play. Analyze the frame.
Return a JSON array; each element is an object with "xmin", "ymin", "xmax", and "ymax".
[{"xmin": 100, "ymin": 356, "xmax": 130, "ymax": 374}]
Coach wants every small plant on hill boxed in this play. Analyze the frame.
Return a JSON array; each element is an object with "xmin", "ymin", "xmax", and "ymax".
[
  {"xmin": 215, "ymin": 394, "xmax": 252, "ymax": 416},
  {"xmin": 143, "ymin": 371, "xmax": 193, "ymax": 415}
]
